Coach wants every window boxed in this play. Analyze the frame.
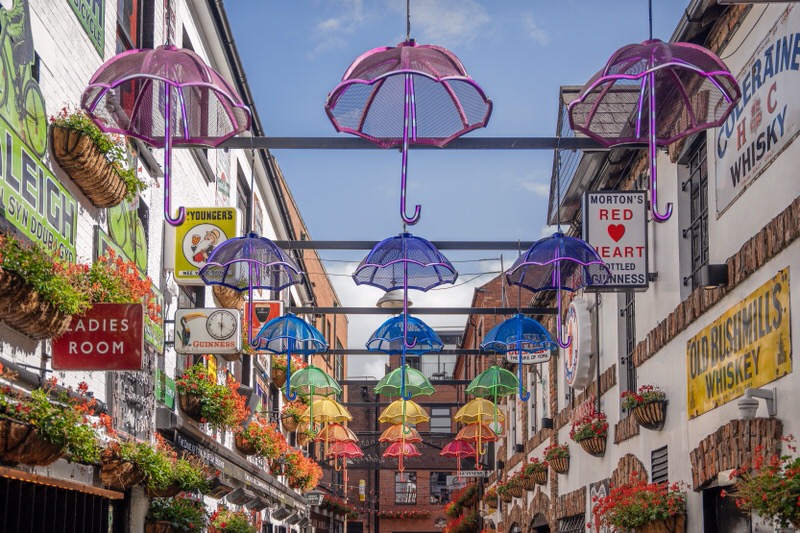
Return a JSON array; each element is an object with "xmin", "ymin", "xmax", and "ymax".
[
  {"xmin": 681, "ymin": 136, "xmax": 709, "ymax": 291},
  {"xmin": 394, "ymin": 472, "xmax": 416, "ymax": 504},
  {"xmin": 557, "ymin": 515, "xmax": 585, "ymax": 533},
  {"xmin": 429, "ymin": 472, "xmax": 451, "ymax": 504},
  {"xmin": 619, "ymin": 290, "xmax": 637, "ymax": 414},
  {"xmin": 421, "ymin": 354, "xmax": 456, "ymax": 380},
  {"xmin": 429, "ymin": 407, "xmax": 451, "ymax": 433},
  {"xmin": 116, "ymin": 0, "xmax": 140, "ymax": 52},
  {"xmin": 237, "ymin": 163, "xmax": 252, "ymax": 234}
]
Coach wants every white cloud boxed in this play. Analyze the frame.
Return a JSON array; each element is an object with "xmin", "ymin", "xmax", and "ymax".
[
  {"xmin": 520, "ymin": 181, "xmax": 550, "ymax": 198},
  {"xmin": 388, "ymin": 0, "xmax": 490, "ymax": 46},
  {"xmin": 522, "ymin": 12, "xmax": 550, "ymax": 46},
  {"xmin": 307, "ymin": 0, "xmax": 367, "ymax": 58}
]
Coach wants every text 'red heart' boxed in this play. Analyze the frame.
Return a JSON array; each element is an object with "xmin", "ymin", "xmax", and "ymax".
[{"xmin": 608, "ymin": 224, "xmax": 625, "ymax": 242}]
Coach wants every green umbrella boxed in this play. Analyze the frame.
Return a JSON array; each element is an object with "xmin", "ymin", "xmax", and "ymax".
[
  {"xmin": 465, "ymin": 365, "xmax": 524, "ymax": 432},
  {"xmin": 290, "ymin": 364, "xmax": 343, "ymax": 429},
  {"xmin": 375, "ymin": 365, "xmax": 435, "ymax": 398}
]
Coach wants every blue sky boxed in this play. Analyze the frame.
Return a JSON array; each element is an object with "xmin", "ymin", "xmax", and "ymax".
[{"xmin": 226, "ymin": 1, "xmax": 689, "ymax": 376}]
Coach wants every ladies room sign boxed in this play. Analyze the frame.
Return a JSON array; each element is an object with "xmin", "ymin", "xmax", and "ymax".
[{"xmin": 582, "ymin": 191, "xmax": 648, "ymax": 290}]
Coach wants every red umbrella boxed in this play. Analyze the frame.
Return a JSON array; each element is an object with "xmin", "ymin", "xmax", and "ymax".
[
  {"xmin": 328, "ymin": 441, "xmax": 364, "ymax": 502},
  {"xmin": 440, "ymin": 440, "xmax": 476, "ymax": 479},
  {"xmin": 383, "ymin": 440, "xmax": 421, "ymax": 473}
]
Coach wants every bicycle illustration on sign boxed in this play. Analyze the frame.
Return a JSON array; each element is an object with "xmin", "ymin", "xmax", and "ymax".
[{"xmin": 0, "ymin": 0, "xmax": 48, "ymax": 156}]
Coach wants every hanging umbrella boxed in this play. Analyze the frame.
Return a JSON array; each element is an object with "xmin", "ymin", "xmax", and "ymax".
[
  {"xmin": 374, "ymin": 364, "xmax": 435, "ymax": 399},
  {"xmin": 505, "ymin": 232, "xmax": 610, "ymax": 348},
  {"xmin": 326, "ymin": 40, "xmax": 491, "ymax": 225},
  {"xmin": 568, "ymin": 39, "xmax": 739, "ymax": 221},
  {"xmin": 379, "ymin": 424, "xmax": 422, "ymax": 444},
  {"xmin": 383, "ymin": 440, "xmax": 421, "ymax": 473},
  {"xmin": 455, "ymin": 422, "xmax": 500, "ymax": 467},
  {"xmin": 81, "ymin": 45, "xmax": 251, "ymax": 225},
  {"xmin": 378, "ymin": 399, "xmax": 429, "ymax": 426},
  {"xmin": 253, "ymin": 313, "xmax": 327, "ymax": 401},
  {"xmin": 440, "ymin": 440, "xmax": 476, "ymax": 478},
  {"xmin": 367, "ymin": 316, "xmax": 444, "ymax": 356},
  {"xmin": 290, "ymin": 364, "xmax": 343, "ymax": 399},
  {"xmin": 466, "ymin": 365, "xmax": 522, "ymax": 400},
  {"xmin": 328, "ymin": 440, "xmax": 364, "ymax": 500},
  {"xmin": 298, "ymin": 397, "xmax": 352, "ymax": 432},
  {"xmin": 354, "ymin": 232, "xmax": 456, "ymax": 399},
  {"xmin": 315, "ymin": 423, "xmax": 358, "ymax": 445},
  {"xmin": 480, "ymin": 314, "xmax": 558, "ymax": 400},
  {"xmin": 454, "ymin": 398, "xmax": 506, "ymax": 431}
]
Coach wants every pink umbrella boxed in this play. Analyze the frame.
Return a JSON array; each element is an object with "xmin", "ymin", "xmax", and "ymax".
[
  {"xmin": 440, "ymin": 440, "xmax": 476, "ymax": 479},
  {"xmin": 383, "ymin": 440, "xmax": 421, "ymax": 473},
  {"xmin": 329, "ymin": 441, "xmax": 364, "ymax": 500}
]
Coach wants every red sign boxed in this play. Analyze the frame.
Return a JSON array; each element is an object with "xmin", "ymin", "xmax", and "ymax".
[
  {"xmin": 52, "ymin": 303, "xmax": 144, "ymax": 370},
  {"xmin": 246, "ymin": 300, "xmax": 283, "ymax": 339}
]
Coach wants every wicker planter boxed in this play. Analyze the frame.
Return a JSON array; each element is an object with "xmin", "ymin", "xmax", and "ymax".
[
  {"xmin": 49, "ymin": 125, "xmax": 128, "ymax": 208},
  {"xmin": 633, "ymin": 514, "xmax": 685, "ymax": 533},
  {"xmin": 508, "ymin": 484, "xmax": 524, "ymax": 498},
  {"xmin": 234, "ymin": 432, "xmax": 257, "ymax": 456},
  {"xmin": 99, "ymin": 457, "xmax": 146, "ymax": 490},
  {"xmin": 531, "ymin": 469, "xmax": 548, "ymax": 485},
  {"xmin": 296, "ymin": 431, "xmax": 312, "ymax": 447},
  {"xmin": 549, "ymin": 456, "xmax": 570, "ymax": 474},
  {"xmin": 0, "ymin": 416, "xmax": 64, "ymax": 466},
  {"xmin": 219, "ymin": 351, "xmax": 241, "ymax": 362},
  {"xmin": 272, "ymin": 368, "xmax": 287, "ymax": 387},
  {"xmin": 0, "ymin": 268, "xmax": 72, "ymax": 339},
  {"xmin": 485, "ymin": 499, "xmax": 498, "ymax": 509},
  {"xmin": 499, "ymin": 491, "xmax": 513, "ymax": 503},
  {"xmin": 633, "ymin": 400, "xmax": 668, "ymax": 431},
  {"xmin": 145, "ymin": 483, "xmax": 181, "ymax": 498},
  {"xmin": 578, "ymin": 436, "xmax": 606, "ymax": 457},
  {"xmin": 145, "ymin": 521, "xmax": 180, "ymax": 533},
  {"xmin": 178, "ymin": 392, "xmax": 204, "ymax": 424},
  {"xmin": 521, "ymin": 475, "xmax": 536, "ymax": 491},
  {"xmin": 212, "ymin": 285, "xmax": 245, "ymax": 311},
  {"xmin": 281, "ymin": 415, "xmax": 299, "ymax": 432}
]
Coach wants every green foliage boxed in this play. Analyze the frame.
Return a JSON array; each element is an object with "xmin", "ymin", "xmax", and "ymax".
[
  {"xmin": 209, "ymin": 507, "xmax": 257, "ymax": 533},
  {"xmin": 173, "ymin": 455, "xmax": 211, "ymax": 493},
  {"xmin": 114, "ymin": 439, "xmax": 174, "ymax": 491},
  {"xmin": 147, "ymin": 497, "xmax": 207, "ymax": 533},
  {"xmin": 175, "ymin": 362, "xmax": 248, "ymax": 431},
  {"xmin": 591, "ymin": 475, "xmax": 686, "ymax": 530}
]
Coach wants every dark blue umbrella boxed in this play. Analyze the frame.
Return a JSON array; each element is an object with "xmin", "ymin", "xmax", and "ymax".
[
  {"xmin": 199, "ymin": 233, "xmax": 304, "ymax": 348},
  {"xmin": 505, "ymin": 232, "xmax": 610, "ymax": 348},
  {"xmin": 480, "ymin": 314, "xmax": 557, "ymax": 400},
  {"xmin": 253, "ymin": 313, "xmax": 327, "ymax": 400},
  {"xmin": 366, "ymin": 314, "xmax": 444, "ymax": 355}
]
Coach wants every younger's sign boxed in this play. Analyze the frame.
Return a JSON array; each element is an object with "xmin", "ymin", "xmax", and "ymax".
[
  {"xmin": 52, "ymin": 303, "xmax": 144, "ymax": 370},
  {"xmin": 583, "ymin": 191, "xmax": 648, "ymax": 289},
  {"xmin": 173, "ymin": 208, "xmax": 237, "ymax": 284}
]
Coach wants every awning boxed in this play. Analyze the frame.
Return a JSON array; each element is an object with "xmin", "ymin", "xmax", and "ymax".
[{"xmin": 0, "ymin": 465, "xmax": 124, "ymax": 500}]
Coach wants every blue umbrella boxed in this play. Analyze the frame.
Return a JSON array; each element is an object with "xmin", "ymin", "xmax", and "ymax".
[
  {"xmin": 199, "ymin": 233, "xmax": 304, "ymax": 347},
  {"xmin": 366, "ymin": 314, "xmax": 443, "ymax": 355},
  {"xmin": 505, "ymin": 232, "xmax": 610, "ymax": 348},
  {"xmin": 481, "ymin": 314, "xmax": 557, "ymax": 400},
  {"xmin": 254, "ymin": 313, "xmax": 327, "ymax": 400}
]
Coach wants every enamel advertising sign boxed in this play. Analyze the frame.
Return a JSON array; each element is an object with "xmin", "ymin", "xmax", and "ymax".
[
  {"xmin": 173, "ymin": 208, "xmax": 237, "ymax": 284},
  {"xmin": 174, "ymin": 308, "xmax": 242, "ymax": 355}
]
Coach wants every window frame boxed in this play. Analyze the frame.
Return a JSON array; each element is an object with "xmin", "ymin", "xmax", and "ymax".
[{"xmin": 394, "ymin": 472, "xmax": 417, "ymax": 505}]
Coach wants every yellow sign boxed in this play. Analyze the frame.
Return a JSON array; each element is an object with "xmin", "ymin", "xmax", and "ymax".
[
  {"xmin": 687, "ymin": 268, "xmax": 792, "ymax": 418},
  {"xmin": 174, "ymin": 208, "xmax": 237, "ymax": 284}
]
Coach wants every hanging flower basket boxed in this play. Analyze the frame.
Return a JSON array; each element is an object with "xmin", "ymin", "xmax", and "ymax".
[
  {"xmin": 549, "ymin": 456, "xmax": 570, "ymax": 474},
  {"xmin": 144, "ymin": 521, "xmax": 180, "ymax": 533},
  {"xmin": 633, "ymin": 515, "xmax": 685, "ymax": 533},
  {"xmin": 579, "ymin": 436, "xmax": 606, "ymax": 457},
  {"xmin": 212, "ymin": 285, "xmax": 245, "ymax": 311},
  {"xmin": 633, "ymin": 400, "xmax": 668, "ymax": 431},
  {"xmin": 0, "ymin": 416, "xmax": 64, "ymax": 466},
  {"xmin": 145, "ymin": 484, "xmax": 182, "ymax": 498},
  {"xmin": 521, "ymin": 475, "xmax": 536, "ymax": 491},
  {"xmin": 234, "ymin": 432, "xmax": 257, "ymax": 456},
  {"xmin": 0, "ymin": 269, "xmax": 73, "ymax": 339},
  {"xmin": 49, "ymin": 125, "xmax": 128, "ymax": 208},
  {"xmin": 178, "ymin": 392, "xmax": 204, "ymax": 424},
  {"xmin": 531, "ymin": 469, "xmax": 548, "ymax": 485},
  {"xmin": 271, "ymin": 368, "xmax": 287, "ymax": 387},
  {"xmin": 99, "ymin": 456, "xmax": 146, "ymax": 491},
  {"xmin": 499, "ymin": 491, "xmax": 513, "ymax": 503},
  {"xmin": 281, "ymin": 414, "xmax": 298, "ymax": 432}
]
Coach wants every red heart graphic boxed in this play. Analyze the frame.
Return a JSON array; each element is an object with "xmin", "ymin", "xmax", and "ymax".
[{"xmin": 608, "ymin": 224, "xmax": 625, "ymax": 242}]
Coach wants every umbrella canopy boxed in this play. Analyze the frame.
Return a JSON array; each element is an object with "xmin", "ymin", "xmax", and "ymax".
[
  {"xmin": 440, "ymin": 440, "xmax": 477, "ymax": 477},
  {"xmin": 466, "ymin": 366, "xmax": 522, "ymax": 400},
  {"xmin": 375, "ymin": 365, "xmax": 435, "ymax": 398},
  {"xmin": 505, "ymin": 232, "xmax": 610, "ymax": 348},
  {"xmin": 568, "ymin": 39, "xmax": 739, "ymax": 221},
  {"xmin": 454, "ymin": 398, "xmax": 505, "ymax": 428},
  {"xmin": 480, "ymin": 313, "xmax": 558, "ymax": 399},
  {"xmin": 367, "ymin": 318, "xmax": 443, "ymax": 356},
  {"xmin": 253, "ymin": 313, "xmax": 327, "ymax": 400},
  {"xmin": 326, "ymin": 40, "xmax": 491, "ymax": 225},
  {"xmin": 455, "ymin": 422, "xmax": 500, "ymax": 462},
  {"xmin": 379, "ymin": 424, "xmax": 422, "ymax": 444},
  {"xmin": 328, "ymin": 441, "xmax": 364, "ymax": 459},
  {"xmin": 81, "ymin": 45, "xmax": 251, "ymax": 225},
  {"xmin": 315, "ymin": 423, "xmax": 358, "ymax": 445},
  {"xmin": 299, "ymin": 398, "xmax": 352, "ymax": 425},
  {"xmin": 290, "ymin": 364, "xmax": 342, "ymax": 399},
  {"xmin": 383, "ymin": 440, "xmax": 421, "ymax": 472},
  {"xmin": 379, "ymin": 399, "xmax": 430, "ymax": 426}
]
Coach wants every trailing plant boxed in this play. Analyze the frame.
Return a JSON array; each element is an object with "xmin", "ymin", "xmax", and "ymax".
[
  {"xmin": 569, "ymin": 409, "xmax": 608, "ymax": 443},
  {"xmin": 147, "ymin": 497, "xmax": 207, "ymax": 532},
  {"xmin": 104, "ymin": 439, "xmax": 174, "ymax": 491},
  {"xmin": 236, "ymin": 416, "xmax": 288, "ymax": 459},
  {"xmin": 153, "ymin": 434, "xmax": 212, "ymax": 493},
  {"xmin": 175, "ymin": 361, "xmax": 249, "ymax": 431},
  {"xmin": 590, "ymin": 474, "xmax": 686, "ymax": 531},
  {"xmin": 620, "ymin": 384, "xmax": 666, "ymax": 410},
  {"xmin": 271, "ymin": 354, "xmax": 306, "ymax": 374},
  {"xmin": 50, "ymin": 108, "xmax": 147, "ymax": 200},
  {"xmin": 284, "ymin": 449, "xmax": 323, "ymax": 492},
  {"xmin": 543, "ymin": 442, "xmax": 570, "ymax": 461},
  {"xmin": 522, "ymin": 457, "xmax": 548, "ymax": 476},
  {"xmin": 209, "ymin": 506, "xmax": 256, "ymax": 533},
  {"xmin": 281, "ymin": 399, "xmax": 307, "ymax": 422},
  {"xmin": 61, "ymin": 248, "xmax": 152, "ymax": 305},
  {"xmin": 723, "ymin": 436, "xmax": 800, "ymax": 528}
]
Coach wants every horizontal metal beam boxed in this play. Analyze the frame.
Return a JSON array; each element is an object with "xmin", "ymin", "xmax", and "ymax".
[
  {"xmin": 287, "ymin": 306, "xmax": 555, "ymax": 315},
  {"xmin": 218, "ymin": 136, "xmax": 608, "ymax": 150},
  {"xmin": 338, "ymin": 379, "xmax": 473, "ymax": 386},
  {"xmin": 275, "ymin": 240, "xmax": 535, "ymax": 250},
  {"xmin": 319, "ymin": 349, "xmax": 486, "ymax": 355}
]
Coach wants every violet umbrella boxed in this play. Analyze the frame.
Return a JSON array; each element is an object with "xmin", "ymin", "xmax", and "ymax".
[
  {"xmin": 81, "ymin": 45, "xmax": 251, "ymax": 225},
  {"xmin": 354, "ymin": 232, "xmax": 456, "ymax": 399},
  {"xmin": 505, "ymin": 232, "xmax": 610, "ymax": 348},
  {"xmin": 440, "ymin": 440, "xmax": 476, "ymax": 479},
  {"xmin": 568, "ymin": 39, "xmax": 739, "ymax": 221},
  {"xmin": 326, "ymin": 25, "xmax": 491, "ymax": 225}
]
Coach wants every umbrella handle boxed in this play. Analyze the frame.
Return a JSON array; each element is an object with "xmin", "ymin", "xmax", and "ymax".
[
  {"xmin": 400, "ymin": 73, "xmax": 421, "ymax": 226},
  {"xmin": 517, "ymin": 351, "xmax": 530, "ymax": 401},
  {"xmin": 556, "ymin": 285, "xmax": 572, "ymax": 349},
  {"xmin": 162, "ymin": 88, "xmax": 186, "ymax": 226},
  {"xmin": 285, "ymin": 347, "xmax": 297, "ymax": 401},
  {"xmin": 649, "ymin": 71, "xmax": 672, "ymax": 222}
]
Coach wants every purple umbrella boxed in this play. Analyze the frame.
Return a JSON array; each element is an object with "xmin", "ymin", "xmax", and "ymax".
[
  {"xmin": 326, "ymin": 40, "xmax": 491, "ymax": 225},
  {"xmin": 81, "ymin": 45, "xmax": 251, "ymax": 225},
  {"xmin": 568, "ymin": 39, "xmax": 739, "ymax": 221}
]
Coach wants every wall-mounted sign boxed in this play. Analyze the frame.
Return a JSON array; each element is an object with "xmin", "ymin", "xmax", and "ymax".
[
  {"xmin": 155, "ymin": 368, "xmax": 176, "ymax": 409},
  {"xmin": 457, "ymin": 470, "xmax": 490, "ymax": 478},
  {"xmin": 504, "ymin": 342, "xmax": 552, "ymax": 365},
  {"xmin": 174, "ymin": 308, "xmax": 242, "ymax": 355},
  {"xmin": 564, "ymin": 298, "xmax": 594, "ymax": 389},
  {"xmin": 113, "ymin": 345, "xmax": 156, "ymax": 440},
  {"xmin": 687, "ymin": 268, "xmax": 791, "ymax": 419},
  {"xmin": 715, "ymin": 5, "xmax": 800, "ymax": 215},
  {"xmin": 68, "ymin": 0, "xmax": 104, "ymax": 57},
  {"xmin": 173, "ymin": 208, "xmax": 237, "ymax": 284},
  {"xmin": 250, "ymin": 301, "xmax": 284, "ymax": 371},
  {"xmin": 52, "ymin": 303, "xmax": 144, "ymax": 370},
  {"xmin": 583, "ymin": 191, "xmax": 648, "ymax": 290}
]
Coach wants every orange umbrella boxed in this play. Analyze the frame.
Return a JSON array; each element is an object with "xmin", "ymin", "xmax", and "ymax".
[
  {"xmin": 315, "ymin": 422, "xmax": 359, "ymax": 454},
  {"xmin": 455, "ymin": 422, "xmax": 499, "ymax": 466},
  {"xmin": 379, "ymin": 424, "xmax": 421, "ymax": 443}
]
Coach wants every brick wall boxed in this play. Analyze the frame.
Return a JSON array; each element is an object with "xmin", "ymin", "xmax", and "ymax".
[
  {"xmin": 610, "ymin": 454, "xmax": 647, "ymax": 488},
  {"xmin": 555, "ymin": 486, "xmax": 586, "ymax": 520}
]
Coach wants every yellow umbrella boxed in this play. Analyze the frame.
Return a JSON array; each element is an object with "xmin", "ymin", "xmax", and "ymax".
[
  {"xmin": 378, "ymin": 399, "xmax": 429, "ymax": 425},
  {"xmin": 299, "ymin": 398, "xmax": 353, "ymax": 426},
  {"xmin": 454, "ymin": 398, "xmax": 505, "ymax": 432}
]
